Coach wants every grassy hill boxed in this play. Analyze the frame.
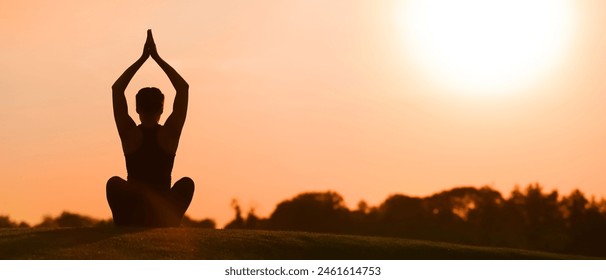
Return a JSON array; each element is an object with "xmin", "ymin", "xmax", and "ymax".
[{"xmin": 0, "ymin": 227, "xmax": 594, "ymax": 259}]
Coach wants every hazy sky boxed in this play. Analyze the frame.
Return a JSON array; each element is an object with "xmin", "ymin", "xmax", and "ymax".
[{"xmin": 2, "ymin": 0, "xmax": 606, "ymax": 226}]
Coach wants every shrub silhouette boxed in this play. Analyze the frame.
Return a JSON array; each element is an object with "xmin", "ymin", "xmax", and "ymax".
[
  {"xmin": 0, "ymin": 216, "xmax": 29, "ymax": 228},
  {"xmin": 36, "ymin": 212, "xmax": 101, "ymax": 228},
  {"xmin": 30, "ymin": 212, "xmax": 215, "ymax": 228},
  {"xmin": 180, "ymin": 215, "xmax": 216, "ymax": 228}
]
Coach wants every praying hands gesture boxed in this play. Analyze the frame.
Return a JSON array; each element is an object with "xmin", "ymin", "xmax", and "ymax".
[{"xmin": 142, "ymin": 29, "xmax": 160, "ymax": 60}]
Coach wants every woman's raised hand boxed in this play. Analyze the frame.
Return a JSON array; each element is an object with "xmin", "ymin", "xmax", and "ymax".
[{"xmin": 145, "ymin": 29, "xmax": 160, "ymax": 60}]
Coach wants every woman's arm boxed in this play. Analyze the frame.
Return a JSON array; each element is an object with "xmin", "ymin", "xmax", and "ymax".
[
  {"xmin": 147, "ymin": 30, "xmax": 189, "ymax": 135},
  {"xmin": 112, "ymin": 34, "xmax": 150, "ymax": 140}
]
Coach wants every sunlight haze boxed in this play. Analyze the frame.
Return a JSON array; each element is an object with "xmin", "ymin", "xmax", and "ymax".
[
  {"xmin": 397, "ymin": 0, "xmax": 577, "ymax": 97},
  {"xmin": 2, "ymin": 0, "xmax": 606, "ymax": 227}
]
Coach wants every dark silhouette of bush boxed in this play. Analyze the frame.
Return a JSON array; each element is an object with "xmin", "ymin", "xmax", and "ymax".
[
  {"xmin": 0, "ymin": 216, "xmax": 29, "ymax": 228},
  {"xmin": 181, "ymin": 215, "xmax": 216, "ymax": 228},
  {"xmin": 30, "ymin": 211, "xmax": 215, "ymax": 229},
  {"xmin": 36, "ymin": 212, "xmax": 99, "ymax": 227}
]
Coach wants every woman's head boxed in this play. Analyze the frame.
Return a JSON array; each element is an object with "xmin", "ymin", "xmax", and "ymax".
[{"xmin": 136, "ymin": 87, "xmax": 164, "ymax": 116}]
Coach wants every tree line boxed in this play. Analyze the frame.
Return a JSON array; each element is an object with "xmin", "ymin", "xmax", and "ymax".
[
  {"xmin": 0, "ymin": 213, "xmax": 215, "ymax": 229},
  {"xmin": 224, "ymin": 184, "xmax": 606, "ymax": 257},
  {"xmin": 2, "ymin": 183, "xmax": 605, "ymax": 257}
]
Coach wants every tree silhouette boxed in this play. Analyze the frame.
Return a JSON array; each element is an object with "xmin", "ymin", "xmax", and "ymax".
[
  {"xmin": 560, "ymin": 190, "xmax": 606, "ymax": 256},
  {"xmin": 223, "ymin": 184, "xmax": 606, "ymax": 257},
  {"xmin": 376, "ymin": 194, "xmax": 430, "ymax": 239},
  {"xmin": 268, "ymin": 191, "xmax": 351, "ymax": 233},
  {"xmin": 503, "ymin": 184, "xmax": 567, "ymax": 251},
  {"xmin": 224, "ymin": 199, "xmax": 245, "ymax": 229}
]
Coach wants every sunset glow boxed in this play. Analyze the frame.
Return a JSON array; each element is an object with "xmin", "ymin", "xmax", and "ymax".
[{"xmin": 1, "ymin": 1, "xmax": 605, "ymax": 228}]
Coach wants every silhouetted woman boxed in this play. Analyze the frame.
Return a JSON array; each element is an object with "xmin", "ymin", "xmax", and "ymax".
[{"xmin": 107, "ymin": 30, "xmax": 194, "ymax": 227}]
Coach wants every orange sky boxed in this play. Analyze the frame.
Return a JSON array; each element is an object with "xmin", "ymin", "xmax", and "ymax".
[{"xmin": 2, "ymin": 0, "xmax": 606, "ymax": 227}]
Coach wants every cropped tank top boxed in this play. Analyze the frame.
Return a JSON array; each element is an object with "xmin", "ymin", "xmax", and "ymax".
[{"xmin": 125, "ymin": 124, "xmax": 175, "ymax": 192}]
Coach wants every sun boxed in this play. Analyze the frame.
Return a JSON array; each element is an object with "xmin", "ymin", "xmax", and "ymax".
[{"xmin": 396, "ymin": 0, "xmax": 576, "ymax": 97}]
